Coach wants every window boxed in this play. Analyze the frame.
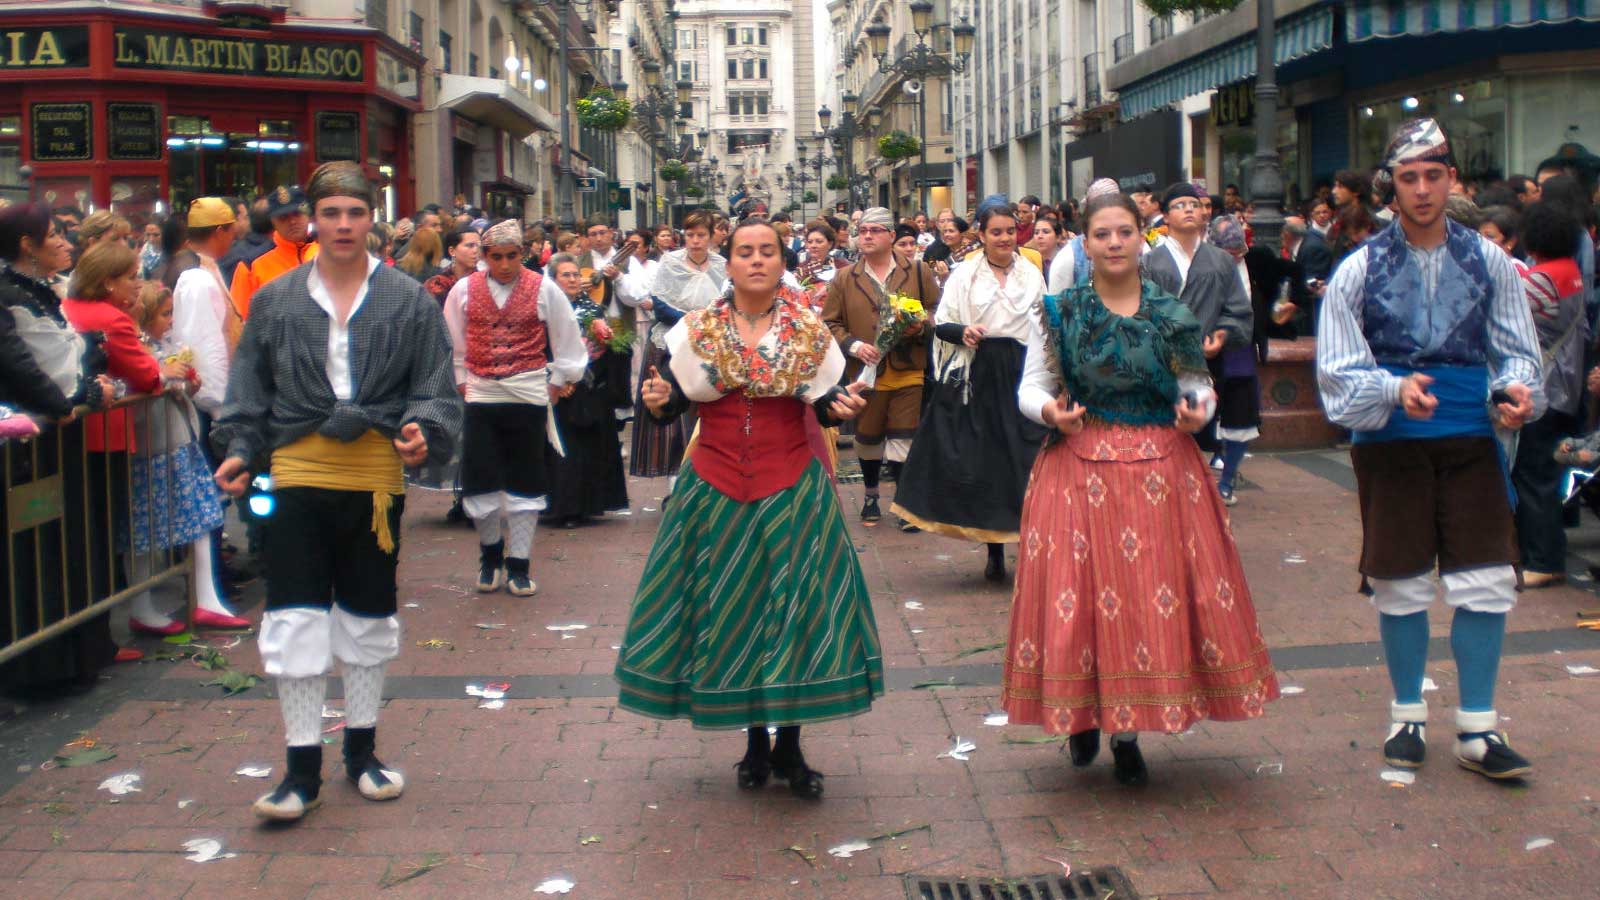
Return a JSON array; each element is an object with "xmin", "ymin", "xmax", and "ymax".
[
  {"xmin": 679, "ymin": 101, "xmax": 694, "ymax": 119},
  {"xmin": 408, "ymin": 11, "xmax": 423, "ymax": 47},
  {"xmin": 366, "ymin": 0, "xmax": 388, "ymax": 33},
  {"xmin": 728, "ymin": 59, "xmax": 738, "ymax": 79},
  {"xmin": 726, "ymin": 90, "xmax": 736, "ymax": 112},
  {"xmin": 742, "ymin": 59, "xmax": 754, "ymax": 79},
  {"xmin": 0, "ymin": 115, "xmax": 22, "ymax": 204},
  {"xmin": 741, "ymin": 28, "xmax": 753, "ymax": 44},
  {"xmin": 469, "ymin": 52, "xmax": 479, "ymax": 77},
  {"xmin": 756, "ymin": 94, "xmax": 768, "ymax": 115},
  {"xmin": 758, "ymin": 59, "xmax": 767, "ymax": 79},
  {"xmin": 758, "ymin": 27, "xmax": 768, "ymax": 45},
  {"xmin": 439, "ymin": 31, "xmax": 453, "ymax": 73},
  {"xmin": 743, "ymin": 95, "xmax": 755, "ymax": 116},
  {"xmin": 727, "ymin": 27, "xmax": 737, "ymax": 45},
  {"xmin": 679, "ymin": 60, "xmax": 695, "ymax": 81}
]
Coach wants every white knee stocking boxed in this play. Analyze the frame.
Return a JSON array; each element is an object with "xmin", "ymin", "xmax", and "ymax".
[
  {"xmin": 278, "ymin": 675, "xmax": 327, "ymax": 746},
  {"xmin": 191, "ymin": 533, "xmax": 233, "ymax": 616},
  {"xmin": 506, "ymin": 512, "xmax": 537, "ymax": 560},
  {"xmin": 128, "ymin": 553, "xmax": 173, "ymax": 626},
  {"xmin": 340, "ymin": 662, "xmax": 387, "ymax": 729},
  {"xmin": 475, "ymin": 512, "xmax": 503, "ymax": 547}
]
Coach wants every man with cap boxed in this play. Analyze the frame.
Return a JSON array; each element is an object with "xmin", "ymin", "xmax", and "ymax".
[
  {"xmin": 213, "ymin": 161, "xmax": 463, "ymax": 822},
  {"xmin": 1048, "ymin": 178, "xmax": 1122, "ymax": 291},
  {"xmin": 1142, "ymin": 181, "xmax": 1253, "ymax": 452},
  {"xmin": 442, "ymin": 219, "xmax": 587, "ymax": 597},
  {"xmin": 822, "ymin": 206, "xmax": 941, "ymax": 527},
  {"xmin": 1317, "ymin": 118, "xmax": 1543, "ymax": 781},
  {"xmin": 229, "ymin": 184, "xmax": 318, "ymax": 320}
]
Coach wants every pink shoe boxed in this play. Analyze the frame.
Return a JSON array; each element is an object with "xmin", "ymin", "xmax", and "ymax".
[
  {"xmin": 129, "ymin": 617, "xmax": 187, "ymax": 636},
  {"xmin": 114, "ymin": 647, "xmax": 144, "ymax": 663},
  {"xmin": 192, "ymin": 608, "xmax": 251, "ymax": 630}
]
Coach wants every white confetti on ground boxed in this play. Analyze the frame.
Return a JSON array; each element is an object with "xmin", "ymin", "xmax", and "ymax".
[
  {"xmin": 934, "ymin": 554, "xmax": 952, "ymax": 561},
  {"xmin": 827, "ymin": 841, "xmax": 873, "ymax": 858},
  {"xmin": 177, "ymin": 799, "xmax": 194, "ymax": 809},
  {"xmin": 1526, "ymin": 837, "xmax": 1555, "ymax": 851},
  {"xmin": 1422, "ymin": 677, "xmax": 1439, "ymax": 692},
  {"xmin": 983, "ymin": 712, "xmax": 1009, "ymax": 727},
  {"xmin": 534, "ymin": 878, "xmax": 575, "ymax": 894},
  {"xmin": 910, "ymin": 628, "xmax": 924, "ymax": 634},
  {"xmin": 321, "ymin": 705, "xmax": 344, "ymax": 719},
  {"xmin": 98, "ymin": 773, "xmax": 142, "ymax": 795},
  {"xmin": 233, "ymin": 765, "xmax": 271, "ymax": 778},
  {"xmin": 545, "ymin": 623, "xmax": 589, "ymax": 632},
  {"xmin": 903, "ymin": 601, "xmax": 924, "ymax": 611},
  {"xmin": 182, "ymin": 838, "xmax": 237, "ymax": 862},
  {"xmin": 403, "ymin": 602, "xmax": 421, "ymax": 609},
  {"xmin": 1380, "ymin": 769, "xmax": 1415, "ymax": 785},
  {"xmin": 937, "ymin": 737, "xmax": 977, "ymax": 761},
  {"xmin": 1279, "ymin": 685, "xmax": 1306, "ymax": 695},
  {"xmin": 1254, "ymin": 762, "xmax": 1284, "ymax": 776},
  {"xmin": 1566, "ymin": 664, "xmax": 1600, "ymax": 676},
  {"xmin": 1283, "ymin": 553, "xmax": 1307, "ymax": 564}
]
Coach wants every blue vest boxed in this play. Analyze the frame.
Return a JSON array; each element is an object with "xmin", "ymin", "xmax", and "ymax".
[{"xmin": 1361, "ymin": 218, "xmax": 1494, "ymax": 369}]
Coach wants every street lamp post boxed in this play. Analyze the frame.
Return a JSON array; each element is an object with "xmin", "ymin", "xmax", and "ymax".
[
  {"xmin": 865, "ymin": 4, "xmax": 974, "ymax": 216},
  {"xmin": 817, "ymin": 91, "xmax": 870, "ymax": 213},
  {"xmin": 1249, "ymin": 0, "xmax": 1284, "ymax": 253}
]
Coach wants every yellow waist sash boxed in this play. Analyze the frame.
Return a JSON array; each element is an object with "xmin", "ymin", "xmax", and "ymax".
[{"xmin": 271, "ymin": 430, "xmax": 405, "ymax": 554}]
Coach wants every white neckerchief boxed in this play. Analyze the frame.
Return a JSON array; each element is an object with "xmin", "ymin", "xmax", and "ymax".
[
  {"xmin": 1159, "ymin": 233, "xmax": 1201, "ymax": 294},
  {"xmin": 306, "ymin": 254, "xmax": 380, "ymax": 401}
]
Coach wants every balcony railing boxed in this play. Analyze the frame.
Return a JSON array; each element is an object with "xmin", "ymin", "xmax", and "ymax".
[
  {"xmin": 1149, "ymin": 14, "xmax": 1175, "ymax": 44},
  {"xmin": 1082, "ymin": 53, "xmax": 1101, "ymax": 107},
  {"xmin": 1112, "ymin": 33, "xmax": 1134, "ymax": 63}
]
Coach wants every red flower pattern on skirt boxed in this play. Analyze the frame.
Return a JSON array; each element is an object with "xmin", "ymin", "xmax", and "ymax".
[{"xmin": 1002, "ymin": 422, "xmax": 1279, "ymax": 736}]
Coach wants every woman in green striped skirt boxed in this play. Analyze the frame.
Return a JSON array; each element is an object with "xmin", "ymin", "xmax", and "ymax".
[{"xmin": 616, "ymin": 219, "xmax": 878, "ymax": 799}]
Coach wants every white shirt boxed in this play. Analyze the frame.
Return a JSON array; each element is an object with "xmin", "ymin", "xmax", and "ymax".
[
  {"xmin": 1157, "ymin": 234, "xmax": 1200, "ymax": 295},
  {"xmin": 171, "ymin": 254, "xmax": 233, "ymax": 413},
  {"xmin": 305, "ymin": 255, "xmax": 380, "ymax": 401},
  {"xmin": 441, "ymin": 270, "xmax": 589, "ymax": 403}
]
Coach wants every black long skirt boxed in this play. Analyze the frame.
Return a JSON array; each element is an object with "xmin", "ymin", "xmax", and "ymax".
[
  {"xmin": 628, "ymin": 344, "xmax": 694, "ymax": 478},
  {"xmin": 891, "ymin": 338, "xmax": 1047, "ymax": 542},
  {"xmin": 547, "ymin": 378, "xmax": 630, "ymax": 521}
]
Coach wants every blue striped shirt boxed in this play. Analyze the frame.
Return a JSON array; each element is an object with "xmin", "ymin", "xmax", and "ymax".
[{"xmin": 1315, "ymin": 232, "xmax": 1545, "ymax": 433}]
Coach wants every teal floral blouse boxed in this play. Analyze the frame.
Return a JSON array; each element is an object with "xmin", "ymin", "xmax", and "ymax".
[{"xmin": 1040, "ymin": 279, "xmax": 1208, "ymax": 426}]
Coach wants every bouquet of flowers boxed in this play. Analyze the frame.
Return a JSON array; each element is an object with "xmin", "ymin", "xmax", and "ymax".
[
  {"xmin": 162, "ymin": 347, "xmax": 195, "ymax": 368},
  {"xmin": 874, "ymin": 292, "xmax": 926, "ymax": 357},
  {"xmin": 574, "ymin": 303, "xmax": 634, "ymax": 357}
]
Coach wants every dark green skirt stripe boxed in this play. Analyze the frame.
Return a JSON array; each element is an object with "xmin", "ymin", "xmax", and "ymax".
[{"xmin": 616, "ymin": 460, "xmax": 884, "ymax": 729}]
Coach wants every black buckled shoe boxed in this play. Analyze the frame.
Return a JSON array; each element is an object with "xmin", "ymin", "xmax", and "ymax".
[
  {"xmin": 252, "ymin": 745, "xmax": 323, "ymax": 822},
  {"xmin": 344, "ymin": 727, "xmax": 405, "ymax": 801},
  {"xmin": 771, "ymin": 751, "xmax": 825, "ymax": 800},
  {"xmin": 735, "ymin": 754, "xmax": 771, "ymax": 790}
]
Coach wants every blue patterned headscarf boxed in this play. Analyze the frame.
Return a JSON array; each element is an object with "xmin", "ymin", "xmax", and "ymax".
[{"xmin": 975, "ymin": 194, "xmax": 1010, "ymax": 219}]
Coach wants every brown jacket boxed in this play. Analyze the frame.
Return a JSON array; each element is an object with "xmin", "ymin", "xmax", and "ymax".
[{"xmin": 822, "ymin": 252, "xmax": 941, "ymax": 381}]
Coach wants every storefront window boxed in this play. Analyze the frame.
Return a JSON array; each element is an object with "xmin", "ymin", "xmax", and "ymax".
[
  {"xmin": 110, "ymin": 177, "xmax": 162, "ymax": 232},
  {"xmin": 1357, "ymin": 79, "xmax": 1505, "ymax": 186},
  {"xmin": 167, "ymin": 115, "xmax": 301, "ymax": 206},
  {"xmin": 0, "ymin": 116, "xmax": 24, "ymax": 204}
]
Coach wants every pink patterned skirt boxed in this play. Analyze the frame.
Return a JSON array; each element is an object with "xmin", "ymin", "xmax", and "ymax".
[{"xmin": 1001, "ymin": 421, "xmax": 1279, "ymax": 735}]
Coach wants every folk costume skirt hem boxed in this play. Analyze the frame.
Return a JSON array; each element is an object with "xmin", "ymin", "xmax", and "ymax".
[
  {"xmin": 615, "ymin": 461, "xmax": 883, "ymax": 729},
  {"xmin": 1001, "ymin": 422, "xmax": 1278, "ymax": 736}
]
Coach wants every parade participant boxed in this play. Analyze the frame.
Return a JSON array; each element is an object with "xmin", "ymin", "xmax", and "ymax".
[
  {"xmin": 893, "ymin": 199, "xmax": 1048, "ymax": 580},
  {"xmin": 1004, "ymin": 191, "xmax": 1279, "ymax": 785},
  {"xmin": 615, "ymin": 218, "xmax": 875, "ymax": 800},
  {"xmin": 541, "ymin": 254, "xmax": 630, "ymax": 527},
  {"xmin": 1030, "ymin": 217, "xmax": 1066, "ymax": 290},
  {"xmin": 1049, "ymin": 179, "xmax": 1121, "ymax": 291},
  {"xmin": 893, "ymin": 224, "xmax": 921, "ymax": 260},
  {"xmin": 1015, "ymin": 196, "xmax": 1041, "ymax": 246},
  {"xmin": 822, "ymin": 207, "xmax": 940, "ymax": 528},
  {"xmin": 212, "ymin": 162, "xmax": 463, "ymax": 821},
  {"xmin": 443, "ymin": 220, "xmax": 588, "ymax": 595},
  {"xmin": 630, "ymin": 210, "xmax": 726, "ymax": 479},
  {"xmin": 578, "ymin": 219, "xmax": 639, "ymax": 413},
  {"xmin": 653, "ymin": 224, "xmax": 677, "ymax": 253},
  {"xmin": 425, "ymin": 227, "xmax": 481, "ymax": 304},
  {"xmin": 229, "ymin": 185, "xmax": 317, "ymax": 318},
  {"xmin": 795, "ymin": 221, "xmax": 840, "ymax": 309},
  {"xmin": 1207, "ymin": 214, "xmax": 1284, "ymax": 506},
  {"xmin": 615, "ymin": 228, "xmax": 662, "ymax": 396},
  {"xmin": 1317, "ymin": 118, "xmax": 1544, "ymax": 780}
]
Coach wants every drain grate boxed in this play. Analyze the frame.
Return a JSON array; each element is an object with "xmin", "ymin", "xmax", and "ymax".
[{"xmin": 905, "ymin": 868, "xmax": 1138, "ymax": 900}]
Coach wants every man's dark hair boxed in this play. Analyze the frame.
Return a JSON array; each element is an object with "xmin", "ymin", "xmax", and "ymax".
[
  {"xmin": 1017, "ymin": 196, "xmax": 1041, "ymax": 207},
  {"xmin": 770, "ymin": 212, "xmax": 792, "ymax": 224},
  {"xmin": 421, "ymin": 203, "xmax": 442, "ymax": 214},
  {"xmin": 582, "ymin": 217, "xmax": 612, "ymax": 233},
  {"xmin": 444, "ymin": 226, "xmax": 476, "ymax": 254},
  {"xmin": 1479, "ymin": 205, "xmax": 1520, "ymax": 242},
  {"xmin": 1225, "ymin": 183, "xmax": 1240, "ymax": 193},
  {"xmin": 1334, "ymin": 170, "xmax": 1366, "ymax": 196},
  {"xmin": 248, "ymin": 199, "xmax": 273, "ymax": 236},
  {"xmin": 1521, "ymin": 202, "xmax": 1579, "ymax": 261},
  {"xmin": 52, "ymin": 205, "xmax": 84, "ymax": 221}
]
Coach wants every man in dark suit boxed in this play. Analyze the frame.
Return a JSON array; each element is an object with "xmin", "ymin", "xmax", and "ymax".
[{"xmin": 1285, "ymin": 215, "xmax": 1334, "ymax": 284}]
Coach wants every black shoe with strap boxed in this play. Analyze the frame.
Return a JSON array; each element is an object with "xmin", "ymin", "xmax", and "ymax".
[
  {"xmin": 1383, "ymin": 722, "xmax": 1426, "ymax": 769},
  {"xmin": 770, "ymin": 750, "xmax": 824, "ymax": 800},
  {"xmin": 1456, "ymin": 731, "xmax": 1531, "ymax": 780},
  {"xmin": 252, "ymin": 745, "xmax": 323, "ymax": 821},
  {"xmin": 477, "ymin": 540, "xmax": 505, "ymax": 593},
  {"xmin": 344, "ymin": 726, "xmax": 406, "ymax": 800}
]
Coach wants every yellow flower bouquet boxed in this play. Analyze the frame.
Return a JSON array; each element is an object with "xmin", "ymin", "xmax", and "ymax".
[{"xmin": 873, "ymin": 292, "xmax": 927, "ymax": 356}]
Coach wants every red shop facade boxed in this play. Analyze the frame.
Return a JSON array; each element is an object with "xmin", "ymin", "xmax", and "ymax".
[{"xmin": 0, "ymin": 2, "xmax": 423, "ymax": 229}]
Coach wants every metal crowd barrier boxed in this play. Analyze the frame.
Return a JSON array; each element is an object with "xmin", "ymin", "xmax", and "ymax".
[{"xmin": 1, "ymin": 392, "xmax": 198, "ymax": 665}]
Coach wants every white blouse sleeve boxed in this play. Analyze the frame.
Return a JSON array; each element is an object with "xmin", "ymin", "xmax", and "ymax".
[
  {"xmin": 442, "ymin": 276, "xmax": 472, "ymax": 387},
  {"xmin": 1018, "ymin": 313, "xmax": 1060, "ymax": 426},
  {"xmin": 804, "ymin": 337, "xmax": 847, "ymax": 400},
  {"xmin": 537, "ymin": 278, "xmax": 591, "ymax": 388}
]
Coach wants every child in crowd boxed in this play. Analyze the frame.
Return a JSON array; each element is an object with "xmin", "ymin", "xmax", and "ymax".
[{"xmin": 126, "ymin": 282, "xmax": 246, "ymax": 633}]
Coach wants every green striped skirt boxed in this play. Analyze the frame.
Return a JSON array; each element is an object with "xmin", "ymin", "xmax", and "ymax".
[{"xmin": 615, "ymin": 461, "xmax": 884, "ymax": 729}]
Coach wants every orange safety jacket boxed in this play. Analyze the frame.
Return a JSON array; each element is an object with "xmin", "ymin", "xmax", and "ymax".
[{"xmin": 230, "ymin": 231, "xmax": 318, "ymax": 319}]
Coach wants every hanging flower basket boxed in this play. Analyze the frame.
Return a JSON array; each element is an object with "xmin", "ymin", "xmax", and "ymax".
[
  {"xmin": 825, "ymin": 174, "xmax": 849, "ymax": 191},
  {"xmin": 803, "ymin": 190, "xmax": 818, "ymax": 203},
  {"xmin": 659, "ymin": 159, "xmax": 688, "ymax": 182},
  {"xmin": 683, "ymin": 184, "xmax": 706, "ymax": 197},
  {"xmin": 1141, "ymin": 0, "xmax": 1239, "ymax": 17},
  {"xmin": 576, "ymin": 87, "xmax": 631, "ymax": 131},
  {"xmin": 878, "ymin": 130, "xmax": 920, "ymax": 161}
]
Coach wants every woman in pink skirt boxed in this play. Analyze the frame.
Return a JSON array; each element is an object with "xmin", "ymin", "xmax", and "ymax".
[{"xmin": 1002, "ymin": 192, "xmax": 1279, "ymax": 785}]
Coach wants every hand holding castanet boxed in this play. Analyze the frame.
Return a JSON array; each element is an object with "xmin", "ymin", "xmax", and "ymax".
[
  {"xmin": 642, "ymin": 365, "xmax": 672, "ymax": 414},
  {"xmin": 214, "ymin": 457, "xmax": 251, "ymax": 498},
  {"xmin": 827, "ymin": 381, "xmax": 871, "ymax": 421},
  {"xmin": 393, "ymin": 422, "xmax": 428, "ymax": 466},
  {"xmin": 1042, "ymin": 394, "xmax": 1085, "ymax": 435}
]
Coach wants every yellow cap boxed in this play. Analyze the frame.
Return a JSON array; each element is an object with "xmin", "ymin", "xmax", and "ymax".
[{"xmin": 187, "ymin": 197, "xmax": 236, "ymax": 228}]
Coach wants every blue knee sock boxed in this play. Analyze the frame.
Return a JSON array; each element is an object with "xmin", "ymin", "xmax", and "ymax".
[
  {"xmin": 1218, "ymin": 440, "xmax": 1249, "ymax": 494},
  {"xmin": 1451, "ymin": 608, "xmax": 1506, "ymax": 712},
  {"xmin": 1379, "ymin": 611, "xmax": 1430, "ymax": 704}
]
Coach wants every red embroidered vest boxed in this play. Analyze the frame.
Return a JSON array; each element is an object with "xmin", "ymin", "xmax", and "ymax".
[
  {"xmin": 464, "ymin": 269, "xmax": 548, "ymax": 378},
  {"xmin": 689, "ymin": 392, "xmax": 816, "ymax": 503}
]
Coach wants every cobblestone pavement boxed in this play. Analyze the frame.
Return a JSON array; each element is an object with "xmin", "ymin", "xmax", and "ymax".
[{"xmin": 4, "ymin": 449, "xmax": 1600, "ymax": 898}]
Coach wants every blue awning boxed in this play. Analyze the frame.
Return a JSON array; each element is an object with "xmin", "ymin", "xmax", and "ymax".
[
  {"xmin": 1347, "ymin": 0, "xmax": 1600, "ymax": 41},
  {"xmin": 1118, "ymin": 5, "xmax": 1336, "ymax": 120}
]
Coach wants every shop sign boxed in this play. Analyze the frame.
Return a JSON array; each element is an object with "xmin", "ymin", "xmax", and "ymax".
[
  {"xmin": 315, "ymin": 111, "xmax": 361, "ymax": 162},
  {"xmin": 608, "ymin": 183, "xmax": 631, "ymax": 210},
  {"xmin": 1210, "ymin": 82, "xmax": 1255, "ymax": 129},
  {"xmin": 107, "ymin": 103, "xmax": 163, "ymax": 161},
  {"xmin": 0, "ymin": 26, "xmax": 89, "ymax": 70},
  {"xmin": 113, "ymin": 27, "xmax": 365, "ymax": 82},
  {"xmin": 576, "ymin": 176, "xmax": 600, "ymax": 193},
  {"xmin": 30, "ymin": 102, "xmax": 92, "ymax": 161}
]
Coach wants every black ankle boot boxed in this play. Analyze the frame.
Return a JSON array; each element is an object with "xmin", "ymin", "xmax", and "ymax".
[
  {"xmin": 1069, "ymin": 729, "xmax": 1100, "ymax": 767},
  {"xmin": 344, "ymin": 726, "xmax": 405, "ymax": 801},
  {"xmin": 770, "ymin": 727, "xmax": 823, "ymax": 800},
  {"xmin": 985, "ymin": 544, "xmax": 1006, "ymax": 582},
  {"xmin": 1110, "ymin": 736, "xmax": 1148, "ymax": 787},
  {"xmin": 477, "ymin": 540, "xmax": 505, "ymax": 592},
  {"xmin": 252, "ymin": 744, "xmax": 323, "ymax": 821}
]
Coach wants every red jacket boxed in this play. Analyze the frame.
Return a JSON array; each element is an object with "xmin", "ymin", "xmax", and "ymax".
[{"xmin": 62, "ymin": 298, "xmax": 161, "ymax": 452}]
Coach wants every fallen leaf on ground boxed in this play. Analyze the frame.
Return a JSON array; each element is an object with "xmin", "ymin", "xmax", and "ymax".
[
  {"xmin": 784, "ymin": 845, "xmax": 817, "ymax": 867},
  {"xmin": 952, "ymin": 641, "xmax": 1005, "ymax": 660},
  {"xmin": 580, "ymin": 835, "xmax": 602, "ymax": 846},
  {"xmin": 1003, "ymin": 734, "xmax": 1068, "ymax": 745},
  {"xmin": 55, "ymin": 747, "xmax": 116, "ymax": 767},
  {"xmin": 416, "ymin": 639, "xmax": 454, "ymax": 650},
  {"xmin": 202, "ymin": 671, "xmax": 259, "ymax": 695}
]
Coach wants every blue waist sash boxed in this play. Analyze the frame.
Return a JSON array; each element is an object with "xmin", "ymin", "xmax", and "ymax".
[
  {"xmin": 652, "ymin": 297, "xmax": 685, "ymax": 328},
  {"xmin": 1352, "ymin": 365, "xmax": 1491, "ymax": 445}
]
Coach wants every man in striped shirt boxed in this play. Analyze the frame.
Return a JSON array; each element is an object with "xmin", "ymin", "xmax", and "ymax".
[{"xmin": 1316, "ymin": 118, "xmax": 1544, "ymax": 782}]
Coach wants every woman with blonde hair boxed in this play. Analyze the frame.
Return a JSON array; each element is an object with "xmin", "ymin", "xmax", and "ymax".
[
  {"xmin": 76, "ymin": 211, "xmax": 132, "ymax": 252},
  {"xmin": 395, "ymin": 226, "xmax": 443, "ymax": 281}
]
